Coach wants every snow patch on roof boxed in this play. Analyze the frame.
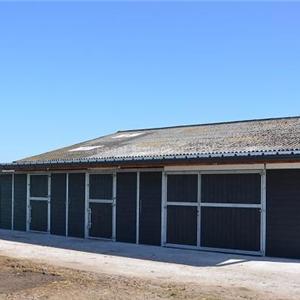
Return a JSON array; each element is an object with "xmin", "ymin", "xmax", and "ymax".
[
  {"xmin": 111, "ymin": 133, "xmax": 143, "ymax": 139},
  {"xmin": 69, "ymin": 146, "xmax": 103, "ymax": 152}
]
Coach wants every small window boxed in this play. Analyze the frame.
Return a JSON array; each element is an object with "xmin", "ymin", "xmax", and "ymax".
[
  {"xmin": 201, "ymin": 174, "xmax": 261, "ymax": 204},
  {"xmin": 89, "ymin": 174, "xmax": 113, "ymax": 199},
  {"xmin": 30, "ymin": 175, "xmax": 48, "ymax": 198},
  {"xmin": 167, "ymin": 175, "xmax": 198, "ymax": 203}
]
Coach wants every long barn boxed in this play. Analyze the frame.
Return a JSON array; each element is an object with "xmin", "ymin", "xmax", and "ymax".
[{"xmin": 1, "ymin": 116, "xmax": 300, "ymax": 259}]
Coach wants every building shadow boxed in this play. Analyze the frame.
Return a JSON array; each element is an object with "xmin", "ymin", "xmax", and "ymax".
[{"xmin": 0, "ymin": 229, "xmax": 298, "ymax": 268}]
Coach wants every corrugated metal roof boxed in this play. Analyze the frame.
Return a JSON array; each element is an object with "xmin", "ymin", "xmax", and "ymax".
[{"xmin": 7, "ymin": 116, "xmax": 300, "ymax": 166}]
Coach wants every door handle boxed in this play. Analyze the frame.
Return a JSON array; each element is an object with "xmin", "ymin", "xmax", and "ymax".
[
  {"xmin": 88, "ymin": 208, "xmax": 92, "ymax": 229},
  {"xmin": 139, "ymin": 199, "xmax": 142, "ymax": 215}
]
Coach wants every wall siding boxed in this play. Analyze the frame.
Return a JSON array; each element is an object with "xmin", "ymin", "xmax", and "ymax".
[
  {"xmin": 13, "ymin": 174, "xmax": 27, "ymax": 231},
  {"xmin": 68, "ymin": 173, "xmax": 85, "ymax": 238},
  {"xmin": 167, "ymin": 175, "xmax": 198, "ymax": 203},
  {"xmin": 89, "ymin": 174, "xmax": 113, "ymax": 200},
  {"xmin": 139, "ymin": 172, "xmax": 162, "ymax": 246},
  {"xmin": 51, "ymin": 173, "xmax": 67, "ymax": 236},
  {"xmin": 266, "ymin": 170, "xmax": 300, "ymax": 259},
  {"xmin": 0, "ymin": 168, "xmax": 297, "ymax": 260},
  {"xmin": 116, "ymin": 172, "xmax": 137, "ymax": 243},
  {"xmin": 30, "ymin": 175, "xmax": 48, "ymax": 198},
  {"xmin": 202, "ymin": 174, "xmax": 261, "ymax": 204},
  {"xmin": 201, "ymin": 207, "xmax": 261, "ymax": 251},
  {"xmin": 167, "ymin": 206, "xmax": 197, "ymax": 246},
  {"xmin": 0, "ymin": 175, "xmax": 12, "ymax": 229},
  {"xmin": 30, "ymin": 200, "xmax": 48, "ymax": 232},
  {"xmin": 89, "ymin": 203, "xmax": 112, "ymax": 239}
]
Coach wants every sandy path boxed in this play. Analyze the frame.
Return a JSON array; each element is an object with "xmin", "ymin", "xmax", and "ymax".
[{"xmin": 0, "ymin": 229, "xmax": 299, "ymax": 299}]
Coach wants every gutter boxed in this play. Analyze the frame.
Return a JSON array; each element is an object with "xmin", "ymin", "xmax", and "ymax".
[{"xmin": 1, "ymin": 150, "xmax": 300, "ymax": 172}]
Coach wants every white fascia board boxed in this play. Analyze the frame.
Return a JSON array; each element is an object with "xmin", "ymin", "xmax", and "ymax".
[
  {"xmin": 164, "ymin": 164, "xmax": 264, "ymax": 172},
  {"xmin": 266, "ymin": 162, "xmax": 300, "ymax": 169},
  {"xmin": 1, "ymin": 170, "xmax": 15, "ymax": 173},
  {"xmin": 87, "ymin": 167, "xmax": 118, "ymax": 172}
]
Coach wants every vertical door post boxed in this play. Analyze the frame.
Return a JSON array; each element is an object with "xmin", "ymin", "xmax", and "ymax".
[
  {"xmin": 84, "ymin": 173, "xmax": 89, "ymax": 239},
  {"xmin": 11, "ymin": 174, "xmax": 14, "ymax": 230},
  {"xmin": 136, "ymin": 172, "xmax": 140, "ymax": 244},
  {"xmin": 197, "ymin": 173, "xmax": 202, "ymax": 248},
  {"xmin": 112, "ymin": 172, "xmax": 117, "ymax": 241},
  {"xmin": 161, "ymin": 172, "xmax": 167, "ymax": 246},
  {"xmin": 47, "ymin": 174, "xmax": 51, "ymax": 233},
  {"xmin": 260, "ymin": 167, "xmax": 267, "ymax": 256},
  {"xmin": 65, "ymin": 173, "xmax": 69, "ymax": 237},
  {"xmin": 26, "ymin": 174, "xmax": 30, "ymax": 232}
]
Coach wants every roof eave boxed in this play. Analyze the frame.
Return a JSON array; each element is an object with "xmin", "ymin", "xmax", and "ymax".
[{"xmin": 2, "ymin": 151, "xmax": 300, "ymax": 172}]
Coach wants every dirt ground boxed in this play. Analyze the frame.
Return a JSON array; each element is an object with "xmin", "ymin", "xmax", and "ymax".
[
  {"xmin": 0, "ymin": 255, "xmax": 269, "ymax": 300},
  {"xmin": 0, "ymin": 230, "xmax": 299, "ymax": 300}
]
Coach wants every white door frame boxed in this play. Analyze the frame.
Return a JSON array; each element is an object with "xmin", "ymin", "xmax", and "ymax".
[
  {"xmin": 85, "ymin": 171, "xmax": 116, "ymax": 241},
  {"xmin": 11, "ymin": 174, "xmax": 15, "ymax": 230},
  {"xmin": 27, "ymin": 173, "xmax": 51, "ymax": 233}
]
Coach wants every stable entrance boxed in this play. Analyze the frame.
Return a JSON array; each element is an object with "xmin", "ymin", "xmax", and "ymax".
[
  {"xmin": 87, "ymin": 174, "xmax": 115, "ymax": 240},
  {"xmin": 165, "ymin": 171, "xmax": 264, "ymax": 254},
  {"xmin": 28, "ymin": 174, "xmax": 50, "ymax": 232}
]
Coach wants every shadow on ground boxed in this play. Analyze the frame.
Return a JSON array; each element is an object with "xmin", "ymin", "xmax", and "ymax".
[{"xmin": 0, "ymin": 229, "xmax": 298, "ymax": 268}]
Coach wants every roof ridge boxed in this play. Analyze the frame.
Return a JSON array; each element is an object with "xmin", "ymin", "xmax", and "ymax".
[{"xmin": 117, "ymin": 115, "xmax": 300, "ymax": 133}]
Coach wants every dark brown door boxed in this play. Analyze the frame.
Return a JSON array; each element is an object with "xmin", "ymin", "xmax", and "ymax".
[
  {"xmin": 139, "ymin": 172, "xmax": 162, "ymax": 246},
  {"xmin": 89, "ymin": 202, "xmax": 112, "ymax": 239}
]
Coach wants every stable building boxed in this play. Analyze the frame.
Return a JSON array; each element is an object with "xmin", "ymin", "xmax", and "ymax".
[{"xmin": 1, "ymin": 116, "xmax": 300, "ymax": 259}]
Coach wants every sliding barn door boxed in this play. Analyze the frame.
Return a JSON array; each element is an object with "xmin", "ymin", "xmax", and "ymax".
[{"xmin": 201, "ymin": 174, "xmax": 261, "ymax": 252}]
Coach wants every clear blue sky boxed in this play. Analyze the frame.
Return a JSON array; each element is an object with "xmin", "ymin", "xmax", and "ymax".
[{"xmin": 0, "ymin": 1, "xmax": 300, "ymax": 162}]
